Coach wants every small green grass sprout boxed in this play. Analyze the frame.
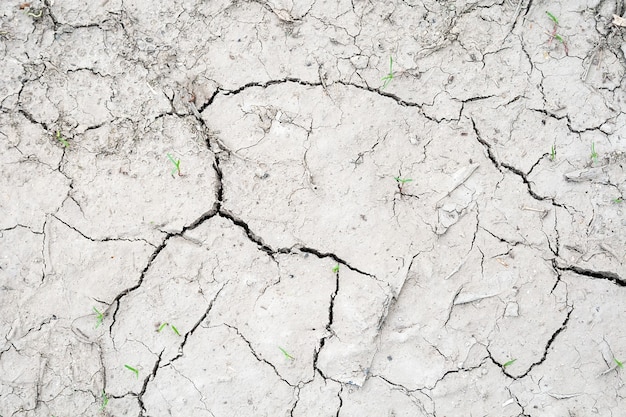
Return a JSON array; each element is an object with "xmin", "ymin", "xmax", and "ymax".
[
  {"xmin": 93, "ymin": 307, "xmax": 104, "ymax": 328},
  {"xmin": 167, "ymin": 153, "xmax": 182, "ymax": 177},
  {"xmin": 615, "ymin": 358, "xmax": 624, "ymax": 369},
  {"xmin": 545, "ymin": 11, "xmax": 568, "ymax": 55},
  {"xmin": 546, "ymin": 11, "xmax": 559, "ymax": 25},
  {"xmin": 550, "ymin": 144, "xmax": 556, "ymax": 161},
  {"xmin": 381, "ymin": 56, "xmax": 394, "ymax": 89},
  {"xmin": 124, "ymin": 364, "xmax": 139, "ymax": 378},
  {"xmin": 503, "ymin": 358, "xmax": 517, "ymax": 368},
  {"xmin": 56, "ymin": 131, "xmax": 69, "ymax": 148},
  {"xmin": 100, "ymin": 390, "xmax": 108, "ymax": 410},
  {"xmin": 394, "ymin": 177, "xmax": 413, "ymax": 184},
  {"xmin": 157, "ymin": 322, "xmax": 181, "ymax": 336},
  {"xmin": 279, "ymin": 346, "xmax": 295, "ymax": 360},
  {"xmin": 591, "ymin": 142, "xmax": 598, "ymax": 163},
  {"xmin": 613, "ymin": 197, "xmax": 624, "ymax": 204},
  {"xmin": 394, "ymin": 176, "xmax": 413, "ymax": 194},
  {"xmin": 332, "ymin": 264, "xmax": 340, "ymax": 273}
]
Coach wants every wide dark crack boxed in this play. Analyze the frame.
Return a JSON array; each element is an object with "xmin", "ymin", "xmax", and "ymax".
[
  {"xmin": 557, "ymin": 264, "xmax": 625, "ymax": 287},
  {"xmin": 137, "ymin": 350, "xmax": 163, "ymax": 417}
]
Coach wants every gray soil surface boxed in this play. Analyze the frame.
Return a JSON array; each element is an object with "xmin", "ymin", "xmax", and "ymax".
[{"xmin": 1, "ymin": 0, "xmax": 626, "ymax": 416}]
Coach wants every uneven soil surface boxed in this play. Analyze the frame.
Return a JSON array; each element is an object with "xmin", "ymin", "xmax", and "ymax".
[{"xmin": 1, "ymin": 0, "xmax": 626, "ymax": 416}]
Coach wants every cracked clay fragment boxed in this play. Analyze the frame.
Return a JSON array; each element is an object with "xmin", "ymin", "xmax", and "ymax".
[
  {"xmin": 564, "ymin": 166, "xmax": 609, "ymax": 184},
  {"xmin": 436, "ymin": 204, "xmax": 459, "ymax": 235},
  {"xmin": 453, "ymin": 291, "xmax": 500, "ymax": 305},
  {"xmin": 436, "ymin": 163, "xmax": 480, "ymax": 208},
  {"xmin": 613, "ymin": 14, "xmax": 626, "ymax": 27}
]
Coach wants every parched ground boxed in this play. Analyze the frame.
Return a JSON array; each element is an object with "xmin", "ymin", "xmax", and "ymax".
[{"xmin": 1, "ymin": 0, "xmax": 625, "ymax": 416}]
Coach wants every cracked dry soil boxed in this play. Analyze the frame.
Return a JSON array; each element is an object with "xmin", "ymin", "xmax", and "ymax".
[{"xmin": 1, "ymin": 0, "xmax": 626, "ymax": 416}]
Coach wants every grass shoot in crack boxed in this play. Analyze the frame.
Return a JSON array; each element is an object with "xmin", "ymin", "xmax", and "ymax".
[
  {"xmin": 615, "ymin": 358, "xmax": 623, "ymax": 369},
  {"xmin": 100, "ymin": 390, "xmax": 108, "ymax": 410},
  {"xmin": 503, "ymin": 358, "xmax": 517, "ymax": 368},
  {"xmin": 55, "ymin": 131, "xmax": 69, "ymax": 148},
  {"xmin": 550, "ymin": 144, "xmax": 556, "ymax": 161},
  {"xmin": 332, "ymin": 264, "xmax": 340, "ymax": 273},
  {"xmin": 381, "ymin": 56, "xmax": 394, "ymax": 89},
  {"xmin": 394, "ymin": 176, "xmax": 413, "ymax": 195}
]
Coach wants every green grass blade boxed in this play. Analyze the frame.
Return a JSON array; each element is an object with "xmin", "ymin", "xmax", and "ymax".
[
  {"xmin": 503, "ymin": 359, "xmax": 517, "ymax": 368},
  {"xmin": 157, "ymin": 323, "xmax": 168, "ymax": 332},
  {"xmin": 546, "ymin": 11, "xmax": 559, "ymax": 25},
  {"xmin": 279, "ymin": 346, "xmax": 295, "ymax": 360},
  {"xmin": 171, "ymin": 325, "xmax": 181, "ymax": 336},
  {"xmin": 124, "ymin": 364, "xmax": 139, "ymax": 378},
  {"xmin": 100, "ymin": 390, "xmax": 108, "ymax": 410}
]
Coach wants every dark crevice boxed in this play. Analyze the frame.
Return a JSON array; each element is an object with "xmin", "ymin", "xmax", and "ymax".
[
  {"xmin": 522, "ymin": 0, "xmax": 533, "ymax": 19},
  {"xmin": 18, "ymin": 109, "xmax": 49, "ymax": 131},
  {"xmin": 197, "ymin": 89, "xmax": 221, "ymax": 114},
  {"xmin": 313, "ymin": 268, "xmax": 340, "ymax": 373},
  {"xmin": 137, "ymin": 350, "xmax": 163, "ymax": 417},
  {"xmin": 298, "ymin": 246, "xmax": 374, "ymax": 278},
  {"xmin": 471, "ymin": 117, "xmax": 501, "ymax": 170},
  {"xmin": 557, "ymin": 264, "xmax": 625, "ymax": 287},
  {"xmin": 224, "ymin": 78, "xmax": 322, "ymax": 97},
  {"xmin": 472, "ymin": 117, "xmax": 569, "ymax": 207},
  {"xmin": 549, "ymin": 259, "xmax": 563, "ymax": 293},
  {"xmin": 490, "ymin": 306, "xmax": 572, "ymax": 379},
  {"xmin": 217, "ymin": 209, "xmax": 278, "ymax": 256},
  {"xmin": 109, "ymin": 237, "xmax": 172, "ymax": 333}
]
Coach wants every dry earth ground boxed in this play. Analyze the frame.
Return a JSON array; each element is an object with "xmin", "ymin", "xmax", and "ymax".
[{"xmin": 1, "ymin": 0, "xmax": 626, "ymax": 416}]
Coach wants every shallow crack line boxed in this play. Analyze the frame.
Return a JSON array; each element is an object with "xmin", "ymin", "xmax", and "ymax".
[
  {"xmin": 556, "ymin": 264, "xmax": 625, "ymax": 287},
  {"xmin": 428, "ymin": 358, "xmax": 488, "ymax": 390},
  {"xmin": 224, "ymin": 324, "xmax": 295, "ymax": 387},
  {"xmin": 137, "ymin": 350, "xmax": 163, "ymax": 417},
  {"xmin": 170, "ymin": 284, "xmax": 226, "ymax": 363},
  {"xmin": 49, "ymin": 214, "xmax": 155, "ymax": 245}
]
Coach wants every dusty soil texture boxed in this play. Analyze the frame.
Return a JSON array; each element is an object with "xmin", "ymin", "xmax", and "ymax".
[{"xmin": 2, "ymin": 0, "xmax": 626, "ymax": 416}]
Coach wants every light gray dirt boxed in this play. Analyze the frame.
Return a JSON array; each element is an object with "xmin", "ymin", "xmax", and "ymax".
[{"xmin": 1, "ymin": 0, "xmax": 625, "ymax": 416}]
